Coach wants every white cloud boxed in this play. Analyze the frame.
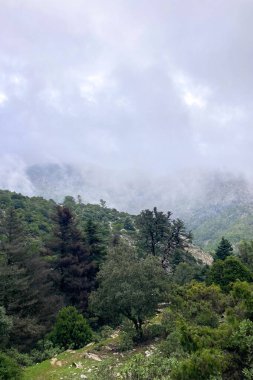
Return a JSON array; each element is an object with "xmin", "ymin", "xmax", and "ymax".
[
  {"xmin": 39, "ymin": 87, "xmax": 62, "ymax": 111},
  {"xmin": 79, "ymin": 73, "xmax": 107, "ymax": 103},
  {"xmin": 172, "ymin": 72, "xmax": 210, "ymax": 110},
  {"xmin": 183, "ymin": 91, "xmax": 206, "ymax": 109},
  {"xmin": 211, "ymin": 105, "xmax": 246, "ymax": 126},
  {"xmin": 0, "ymin": 155, "xmax": 34, "ymax": 195},
  {"xmin": 0, "ymin": 91, "xmax": 8, "ymax": 106}
]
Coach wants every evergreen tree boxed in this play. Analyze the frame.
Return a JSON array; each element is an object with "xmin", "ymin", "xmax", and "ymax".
[
  {"xmin": 0, "ymin": 207, "xmax": 62, "ymax": 351},
  {"xmin": 84, "ymin": 219, "xmax": 107, "ymax": 293},
  {"xmin": 215, "ymin": 237, "xmax": 233, "ymax": 261},
  {"xmin": 136, "ymin": 207, "xmax": 192, "ymax": 270},
  {"xmin": 136, "ymin": 207, "xmax": 169, "ymax": 256},
  {"xmin": 85, "ymin": 219, "xmax": 106, "ymax": 264},
  {"xmin": 49, "ymin": 206, "xmax": 95, "ymax": 313}
]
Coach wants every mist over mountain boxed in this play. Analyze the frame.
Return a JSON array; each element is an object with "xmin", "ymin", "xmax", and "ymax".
[
  {"xmin": 25, "ymin": 163, "xmax": 253, "ymax": 249},
  {"xmin": 1, "ymin": 1, "xmax": 253, "ymax": 249},
  {"xmin": 24, "ymin": 163, "xmax": 253, "ymax": 210}
]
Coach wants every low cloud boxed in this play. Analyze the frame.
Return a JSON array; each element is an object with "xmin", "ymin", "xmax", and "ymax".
[{"xmin": 0, "ymin": 1, "xmax": 253, "ymax": 196}]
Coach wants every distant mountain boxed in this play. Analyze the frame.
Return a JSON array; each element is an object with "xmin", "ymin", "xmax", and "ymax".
[
  {"xmin": 23, "ymin": 163, "xmax": 253, "ymax": 250},
  {"xmin": 174, "ymin": 173, "xmax": 253, "ymax": 250}
]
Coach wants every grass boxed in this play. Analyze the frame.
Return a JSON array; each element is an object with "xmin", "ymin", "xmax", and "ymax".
[
  {"xmin": 23, "ymin": 308, "xmax": 168, "ymax": 380},
  {"xmin": 23, "ymin": 334, "xmax": 123, "ymax": 379}
]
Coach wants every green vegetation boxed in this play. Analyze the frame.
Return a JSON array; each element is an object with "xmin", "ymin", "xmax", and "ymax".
[
  {"xmin": 2, "ymin": 189, "xmax": 253, "ymax": 379},
  {"xmin": 90, "ymin": 245, "xmax": 168, "ymax": 338},
  {"xmin": 50, "ymin": 307, "xmax": 92, "ymax": 349},
  {"xmin": 0, "ymin": 352, "xmax": 23, "ymax": 380},
  {"xmin": 215, "ymin": 236, "xmax": 233, "ymax": 260}
]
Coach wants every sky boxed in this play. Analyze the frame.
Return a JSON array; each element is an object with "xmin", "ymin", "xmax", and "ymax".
[{"xmin": 1, "ymin": 0, "xmax": 253, "ymax": 202}]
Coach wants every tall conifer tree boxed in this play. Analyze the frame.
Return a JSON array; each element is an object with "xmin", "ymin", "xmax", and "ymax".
[{"xmin": 49, "ymin": 206, "xmax": 96, "ymax": 313}]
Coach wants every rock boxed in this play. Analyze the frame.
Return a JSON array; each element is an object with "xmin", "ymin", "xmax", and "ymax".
[
  {"xmin": 50, "ymin": 358, "xmax": 63, "ymax": 367},
  {"xmin": 84, "ymin": 353, "xmax": 102, "ymax": 361},
  {"xmin": 186, "ymin": 243, "xmax": 213, "ymax": 265},
  {"xmin": 111, "ymin": 331, "xmax": 120, "ymax": 339},
  {"xmin": 73, "ymin": 362, "xmax": 83, "ymax": 369},
  {"xmin": 80, "ymin": 375, "xmax": 88, "ymax": 379},
  {"xmin": 86, "ymin": 342, "xmax": 95, "ymax": 347}
]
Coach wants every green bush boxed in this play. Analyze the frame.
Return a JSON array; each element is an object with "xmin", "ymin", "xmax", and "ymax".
[
  {"xmin": 29, "ymin": 340, "xmax": 62, "ymax": 364},
  {"xmin": 50, "ymin": 306, "xmax": 92, "ymax": 349},
  {"xmin": 171, "ymin": 349, "xmax": 228, "ymax": 380},
  {"xmin": 120, "ymin": 353, "xmax": 178, "ymax": 380},
  {"xmin": 159, "ymin": 330, "xmax": 185, "ymax": 358},
  {"xmin": 118, "ymin": 332, "xmax": 134, "ymax": 352},
  {"xmin": 0, "ymin": 352, "xmax": 23, "ymax": 380},
  {"xmin": 98, "ymin": 325, "xmax": 114, "ymax": 339},
  {"xmin": 143, "ymin": 323, "xmax": 166, "ymax": 339},
  {"xmin": 206, "ymin": 257, "xmax": 252, "ymax": 291},
  {"xmin": 118, "ymin": 320, "xmax": 135, "ymax": 351}
]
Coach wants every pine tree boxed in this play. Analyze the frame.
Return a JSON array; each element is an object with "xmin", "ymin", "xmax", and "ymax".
[
  {"xmin": 0, "ymin": 207, "xmax": 62, "ymax": 351},
  {"xmin": 136, "ymin": 207, "xmax": 192, "ymax": 270},
  {"xmin": 49, "ymin": 206, "xmax": 95, "ymax": 313},
  {"xmin": 215, "ymin": 237, "xmax": 233, "ymax": 261},
  {"xmin": 85, "ymin": 219, "xmax": 107, "ymax": 291}
]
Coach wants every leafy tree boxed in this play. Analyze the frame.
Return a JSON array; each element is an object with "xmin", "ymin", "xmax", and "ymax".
[
  {"xmin": 90, "ymin": 245, "xmax": 168, "ymax": 339},
  {"xmin": 173, "ymin": 262, "xmax": 197, "ymax": 285},
  {"xmin": 207, "ymin": 257, "xmax": 252, "ymax": 291},
  {"xmin": 215, "ymin": 237, "xmax": 233, "ymax": 261},
  {"xmin": 0, "ymin": 352, "xmax": 23, "ymax": 380},
  {"xmin": 238, "ymin": 240, "xmax": 253, "ymax": 271},
  {"xmin": 229, "ymin": 319, "xmax": 253, "ymax": 378},
  {"xmin": 63, "ymin": 196, "xmax": 76, "ymax": 209},
  {"xmin": 50, "ymin": 306, "xmax": 92, "ymax": 349},
  {"xmin": 123, "ymin": 216, "xmax": 135, "ymax": 231}
]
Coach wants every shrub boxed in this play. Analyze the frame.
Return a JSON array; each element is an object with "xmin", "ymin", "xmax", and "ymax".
[
  {"xmin": 29, "ymin": 339, "xmax": 62, "ymax": 364},
  {"xmin": 50, "ymin": 306, "xmax": 92, "ymax": 349},
  {"xmin": 159, "ymin": 330, "xmax": 185, "ymax": 358},
  {"xmin": 0, "ymin": 352, "xmax": 23, "ymax": 380},
  {"xmin": 171, "ymin": 348, "xmax": 228, "ymax": 380},
  {"xmin": 206, "ymin": 257, "xmax": 252, "ymax": 291},
  {"xmin": 143, "ymin": 323, "xmax": 166, "ymax": 340},
  {"xmin": 118, "ymin": 320, "xmax": 135, "ymax": 351},
  {"xmin": 118, "ymin": 332, "xmax": 134, "ymax": 352},
  {"xmin": 98, "ymin": 325, "xmax": 114, "ymax": 339},
  {"xmin": 120, "ymin": 353, "xmax": 178, "ymax": 380}
]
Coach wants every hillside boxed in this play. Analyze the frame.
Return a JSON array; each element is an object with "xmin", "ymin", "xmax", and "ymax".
[
  {"xmin": 2, "ymin": 170, "xmax": 253, "ymax": 253},
  {"xmin": 19, "ymin": 164, "xmax": 253, "ymax": 250}
]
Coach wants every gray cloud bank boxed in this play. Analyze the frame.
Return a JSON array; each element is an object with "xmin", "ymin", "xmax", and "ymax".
[{"xmin": 1, "ymin": 0, "xmax": 253, "ymax": 208}]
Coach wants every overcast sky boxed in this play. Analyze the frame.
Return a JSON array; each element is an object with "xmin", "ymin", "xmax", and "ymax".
[{"xmin": 1, "ymin": 0, "xmax": 253, "ymax": 190}]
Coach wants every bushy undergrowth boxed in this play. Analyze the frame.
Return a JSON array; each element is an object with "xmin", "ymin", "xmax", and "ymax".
[
  {"xmin": 0, "ymin": 352, "xmax": 23, "ymax": 380},
  {"xmin": 49, "ymin": 306, "xmax": 93, "ymax": 349}
]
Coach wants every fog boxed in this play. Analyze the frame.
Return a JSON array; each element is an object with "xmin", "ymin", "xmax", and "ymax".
[{"xmin": 1, "ymin": 1, "xmax": 253, "ymax": 211}]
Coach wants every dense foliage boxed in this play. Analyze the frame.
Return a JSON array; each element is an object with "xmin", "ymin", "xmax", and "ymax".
[
  {"xmin": 1, "ymin": 189, "xmax": 253, "ymax": 379},
  {"xmin": 49, "ymin": 306, "xmax": 92, "ymax": 349}
]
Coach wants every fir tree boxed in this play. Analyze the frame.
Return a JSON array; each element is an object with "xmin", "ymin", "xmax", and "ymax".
[
  {"xmin": 215, "ymin": 237, "xmax": 233, "ymax": 261},
  {"xmin": 49, "ymin": 206, "xmax": 95, "ymax": 313},
  {"xmin": 0, "ymin": 207, "xmax": 62, "ymax": 351}
]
